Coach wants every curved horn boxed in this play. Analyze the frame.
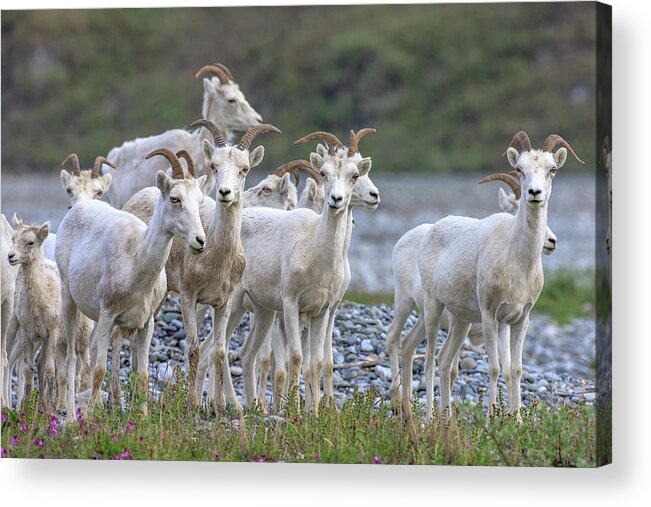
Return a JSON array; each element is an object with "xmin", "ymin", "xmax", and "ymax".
[
  {"xmin": 237, "ymin": 124, "xmax": 281, "ymax": 151},
  {"xmin": 195, "ymin": 64, "xmax": 230, "ymax": 85},
  {"xmin": 191, "ymin": 119, "xmax": 227, "ymax": 148},
  {"xmin": 348, "ymin": 127, "xmax": 377, "ymax": 156},
  {"xmin": 274, "ymin": 159, "xmax": 319, "ymax": 186},
  {"xmin": 145, "ymin": 148, "xmax": 185, "ymax": 180},
  {"xmin": 92, "ymin": 157, "xmax": 117, "ymax": 178},
  {"xmin": 542, "ymin": 134, "xmax": 585, "ymax": 163},
  {"xmin": 503, "ymin": 130, "xmax": 532, "ymax": 156},
  {"xmin": 175, "ymin": 149, "xmax": 195, "ymax": 178},
  {"xmin": 61, "ymin": 153, "xmax": 81, "ymax": 176},
  {"xmin": 294, "ymin": 131, "xmax": 344, "ymax": 155},
  {"xmin": 214, "ymin": 63, "xmax": 233, "ymax": 81},
  {"xmin": 479, "ymin": 172, "xmax": 521, "ymax": 200}
]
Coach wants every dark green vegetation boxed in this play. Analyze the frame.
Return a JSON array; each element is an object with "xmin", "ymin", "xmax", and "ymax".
[
  {"xmin": 347, "ymin": 268, "xmax": 596, "ymax": 325},
  {"xmin": 2, "ymin": 378, "xmax": 596, "ymax": 466},
  {"xmin": 2, "ymin": 3, "xmax": 597, "ymax": 174}
]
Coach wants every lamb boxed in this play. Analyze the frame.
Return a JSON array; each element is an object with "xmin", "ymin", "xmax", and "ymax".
[
  {"xmin": 225, "ymin": 130, "xmax": 372, "ymax": 414},
  {"xmin": 386, "ymin": 171, "xmax": 558, "ymax": 417},
  {"xmin": 42, "ymin": 154, "xmax": 117, "ymax": 262},
  {"xmin": 401, "ymin": 132, "xmax": 582, "ymax": 429},
  {"xmin": 104, "ymin": 64, "xmax": 263, "ymax": 208},
  {"xmin": 242, "ymin": 163, "xmax": 299, "ymax": 210},
  {"xmin": 1, "ymin": 214, "xmax": 18, "ymax": 406},
  {"xmin": 55, "ymin": 149, "xmax": 206, "ymax": 421},
  {"xmin": 122, "ymin": 119, "xmax": 280, "ymax": 410},
  {"xmin": 297, "ymin": 177, "xmax": 325, "ymax": 212},
  {"xmin": 4, "ymin": 215, "xmax": 63, "ymax": 412}
]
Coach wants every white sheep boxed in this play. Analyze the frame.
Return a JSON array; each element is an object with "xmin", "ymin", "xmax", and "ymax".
[
  {"xmin": 297, "ymin": 177, "xmax": 325, "ymax": 212},
  {"xmin": 55, "ymin": 150, "xmax": 206, "ymax": 421},
  {"xmin": 386, "ymin": 171, "xmax": 558, "ymax": 418},
  {"xmin": 227, "ymin": 131, "xmax": 372, "ymax": 414},
  {"xmin": 402, "ymin": 132, "xmax": 582, "ymax": 430},
  {"xmin": 104, "ymin": 64, "xmax": 262, "ymax": 208},
  {"xmin": 1, "ymin": 214, "xmax": 18, "ymax": 406},
  {"xmin": 122, "ymin": 120, "xmax": 280, "ymax": 410}
]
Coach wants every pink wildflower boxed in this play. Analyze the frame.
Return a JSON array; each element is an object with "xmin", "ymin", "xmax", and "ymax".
[
  {"xmin": 34, "ymin": 437, "xmax": 44, "ymax": 448},
  {"xmin": 373, "ymin": 455, "xmax": 381, "ymax": 464},
  {"xmin": 215, "ymin": 451, "xmax": 221, "ymax": 461},
  {"xmin": 111, "ymin": 434, "xmax": 119, "ymax": 442},
  {"xmin": 10, "ymin": 435, "xmax": 20, "ymax": 446},
  {"xmin": 1, "ymin": 447, "xmax": 7, "ymax": 458}
]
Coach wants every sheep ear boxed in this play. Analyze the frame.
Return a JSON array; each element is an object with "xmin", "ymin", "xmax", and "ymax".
[
  {"xmin": 195, "ymin": 175, "xmax": 208, "ymax": 192},
  {"xmin": 60, "ymin": 170, "xmax": 72, "ymax": 188},
  {"xmin": 101, "ymin": 173, "xmax": 112, "ymax": 191},
  {"xmin": 248, "ymin": 146, "xmax": 265, "ymax": 168},
  {"xmin": 279, "ymin": 173, "xmax": 290, "ymax": 191},
  {"xmin": 156, "ymin": 170, "xmax": 173, "ymax": 195},
  {"xmin": 356, "ymin": 157, "xmax": 372, "ymax": 176},
  {"xmin": 554, "ymin": 147, "xmax": 568, "ymax": 168},
  {"xmin": 498, "ymin": 188, "xmax": 518, "ymax": 214},
  {"xmin": 310, "ymin": 152, "xmax": 324, "ymax": 171},
  {"xmin": 308, "ymin": 178, "xmax": 320, "ymax": 200},
  {"xmin": 36, "ymin": 223, "xmax": 50, "ymax": 244},
  {"xmin": 506, "ymin": 147, "xmax": 520, "ymax": 168},
  {"xmin": 316, "ymin": 144, "xmax": 328, "ymax": 158},
  {"xmin": 203, "ymin": 77, "xmax": 215, "ymax": 95},
  {"xmin": 202, "ymin": 139, "xmax": 215, "ymax": 161}
]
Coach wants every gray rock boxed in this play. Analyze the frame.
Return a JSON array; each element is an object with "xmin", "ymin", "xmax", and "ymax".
[
  {"xmin": 374, "ymin": 365, "xmax": 392, "ymax": 382},
  {"xmin": 230, "ymin": 366, "xmax": 243, "ymax": 377},
  {"xmin": 459, "ymin": 357, "xmax": 477, "ymax": 370},
  {"xmin": 360, "ymin": 339, "xmax": 375, "ymax": 353}
]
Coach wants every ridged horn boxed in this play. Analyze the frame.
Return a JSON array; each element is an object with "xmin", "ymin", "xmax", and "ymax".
[
  {"xmin": 195, "ymin": 64, "xmax": 230, "ymax": 85},
  {"xmin": 348, "ymin": 128, "xmax": 377, "ymax": 156},
  {"xmin": 145, "ymin": 148, "xmax": 185, "ymax": 180},
  {"xmin": 479, "ymin": 172, "xmax": 521, "ymax": 200},
  {"xmin": 214, "ymin": 63, "xmax": 233, "ymax": 81},
  {"xmin": 274, "ymin": 159, "xmax": 319, "ymax": 186},
  {"xmin": 503, "ymin": 130, "xmax": 532, "ymax": 156},
  {"xmin": 61, "ymin": 153, "xmax": 81, "ymax": 176},
  {"xmin": 237, "ymin": 124, "xmax": 281, "ymax": 151},
  {"xmin": 294, "ymin": 131, "xmax": 344, "ymax": 154},
  {"xmin": 92, "ymin": 157, "xmax": 116, "ymax": 178},
  {"xmin": 176, "ymin": 149, "xmax": 195, "ymax": 178},
  {"xmin": 191, "ymin": 119, "xmax": 227, "ymax": 148},
  {"xmin": 542, "ymin": 134, "xmax": 584, "ymax": 163}
]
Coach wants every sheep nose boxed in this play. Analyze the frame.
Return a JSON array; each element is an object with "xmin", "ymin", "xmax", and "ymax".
[
  {"xmin": 370, "ymin": 191, "xmax": 379, "ymax": 199},
  {"xmin": 219, "ymin": 188, "xmax": 232, "ymax": 197},
  {"xmin": 528, "ymin": 188, "xmax": 542, "ymax": 197},
  {"xmin": 549, "ymin": 238, "xmax": 556, "ymax": 245},
  {"xmin": 8, "ymin": 253, "xmax": 15, "ymax": 262},
  {"xmin": 331, "ymin": 194, "xmax": 343, "ymax": 203},
  {"xmin": 196, "ymin": 236, "xmax": 205, "ymax": 246}
]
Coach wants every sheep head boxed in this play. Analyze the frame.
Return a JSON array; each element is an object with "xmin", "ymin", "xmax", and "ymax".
[
  {"xmin": 195, "ymin": 63, "xmax": 263, "ymax": 135},
  {"xmin": 504, "ymin": 131, "xmax": 583, "ymax": 210},
  {"xmin": 192, "ymin": 119, "xmax": 280, "ymax": 206},
  {"xmin": 7, "ymin": 214, "xmax": 50, "ymax": 266},
  {"xmin": 60, "ymin": 153, "xmax": 115, "ymax": 208}
]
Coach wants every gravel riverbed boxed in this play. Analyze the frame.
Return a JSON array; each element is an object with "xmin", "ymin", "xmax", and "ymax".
[{"xmin": 116, "ymin": 298, "xmax": 596, "ymax": 410}]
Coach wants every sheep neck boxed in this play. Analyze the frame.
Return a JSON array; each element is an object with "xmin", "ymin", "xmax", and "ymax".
[
  {"xmin": 206, "ymin": 197, "xmax": 242, "ymax": 253},
  {"xmin": 509, "ymin": 196, "xmax": 548, "ymax": 269},
  {"xmin": 315, "ymin": 203, "xmax": 349, "ymax": 265},
  {"xmin": 137, "ymin": 195, "xmax": 175, "ymax": 283}
]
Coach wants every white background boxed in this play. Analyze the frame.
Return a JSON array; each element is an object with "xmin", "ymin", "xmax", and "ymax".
[{"xmin": 1, "ymin": 0, "xmax": 649, "ymax": 504}]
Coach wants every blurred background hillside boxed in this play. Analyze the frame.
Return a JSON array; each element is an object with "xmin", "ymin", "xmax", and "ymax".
[{"xmin": 2, "ymin": 3, "xmax": 597, "ymax": 173}]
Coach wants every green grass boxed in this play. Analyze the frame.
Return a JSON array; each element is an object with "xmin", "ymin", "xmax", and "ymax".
[
  {"xmin": 2, "ymin": 378, "xmax": 596, "ymax": 466},
  {"xmin": 346, "ymin": 268, "xmax": 596, "ymax": 325}
]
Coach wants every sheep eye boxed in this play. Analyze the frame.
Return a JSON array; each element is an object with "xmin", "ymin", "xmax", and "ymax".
[
  {"xmin": 550, "ymin": 166, "xmax": 558, "ymax": 175},
  {"xmin": 170, "ymin": 196, "xmax": 180, "ymax": 204},
  {"xmin": 210, "ymin": 163, "xmax": 217, "ymax": 171},
  {"xmin": 263, "ymin": 186, "xmax": 272, "ymax": 193},
  {"xmin": 352, "ymin": 174, "xmax": 359, "ymax": 181},
  {"xmin": 228, "ymin": 99, "xmax": 237, "ymax": 104},
  {"xmin": 96, "ymin": 190, "xmax": 103, "ymax": 197},
  {"xmin": 515, "ymin": 166, "xmax": 523, "ymax": 174},
  {"xmin": 66, "ymin": 188, "xmax": 73, "ymax": 195},
  {"xmin": 242, "ymin": 167, "xmax": 249, "ymax": 174},
  {"xmin": 319, "ymin": 170, "xmax": 326, "ymax": 178}
]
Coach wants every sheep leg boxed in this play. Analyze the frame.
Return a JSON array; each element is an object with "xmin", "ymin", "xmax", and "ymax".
[
  {"xmin": 180, "ymin": 293, "xmax": 200, "ymax": 408},
  {"xmin": 61, "ymin": 290, "xmax": 80, "ymax": 423},
  {"xmin": 508, "ymin": 314, "xmax": 529, "ymax": 419},
  {"xmin": 87, "ymin": 313, "xmax": 114, "ymax": 415},
  {"xmin": 423, "ymin": 318, "xmax": 438, "ymax": 423},
  {"xmin": 133, "ymin": 318, "xmax": 154, "ymax": 415},
  {"xmin": 271, "ymin": 319, "xmax": 288, "ymax": 411},
  {"xmin": 387, "ymin": 295, "xmax": 415, "ymax": 411},
  {"xmin": 282, "ymin": 302, "xmax": 303, "ymax": 412},
  {"xmin": 209, "ymin": 299, "xmax": 235, "ymax": 411},
  {"xmin": 400, "ymin": 313, "xmax": 430, "ymax": 424},
  {"xmin": 3, "ymin": 313, "xmax": 19, "ymax": 407},
  {"xmin": 18, "ymin": 339, "xmax": 35, "ymax": 408},
  {"xmin": 497, "ymin": 324, "xmax": 512, "ymax": 404},
  {"xmin": 42, "ymin": 327, "xmax": 58, "ymax": 413},
  {"xmin": 256, "ymin": 331, "xmax": 272, "ymax": 413},
  {"xmin": 306, "ymin": 311, "xmax": 329, "ymax": 416},
  {"xmin": 321, "ymin": 303, "xmax": 339, "ymax": 406},
  {"xmin": 438, "ymin": 317, "xmax": 471, "ymax": 419},
  {"xmin": 1, "ymin": 297, "xmax": 15, "ymax": 406},
  {"xmin": 78, "ymin": 327, "xmax": 92, "ymax": 392},
  {"xmin": 56, "ymin": 335, "xmax": 68, "ymax": 412},
  {"xmin": 222, "ymin": 301, "xmax": 247, "ymax": 407},
  {"xmin": 480, "ymin": 313, "xmax": 500, "ymax": 417},
  {"xmin": 109, "ymin": 328, "xmax": 125, "ymax": 409},
  {"xmin": 241, "ymin": 306, "xmax": 275, "ymax": 409}
]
